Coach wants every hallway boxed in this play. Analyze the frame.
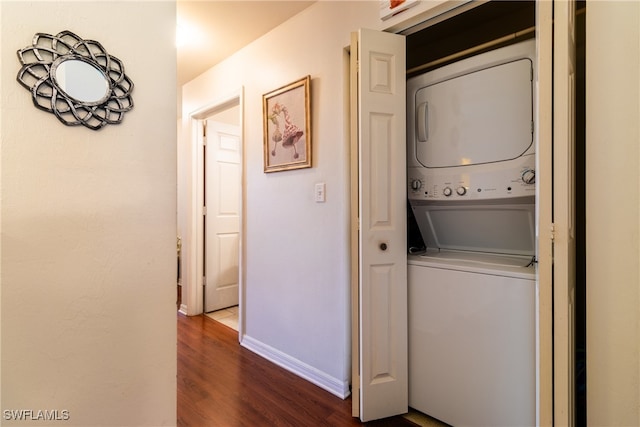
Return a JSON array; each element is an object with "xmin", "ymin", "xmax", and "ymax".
[{"xmin": 177, "ymin": 313, "xmax": 421, "ymax": 426}]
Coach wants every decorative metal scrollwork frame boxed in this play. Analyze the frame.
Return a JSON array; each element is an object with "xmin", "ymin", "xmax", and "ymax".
[{"xmin": 16, "ymin": 30, "xmax": 134, "ymax": 130}]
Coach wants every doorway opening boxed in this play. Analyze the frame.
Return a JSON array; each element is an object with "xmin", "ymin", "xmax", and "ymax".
[
  {"xmin": 405, "ymin": 1, "xmax": 585, "ymax": 423},
  {"xmin": 202, "ymin": 112, "xmax": 241, "ymax": 330},
  {"xmin": 186, "ymin": 89, "xmax": 245, "ymax": 339},
  {"xmin": 402, "ymin": 0, "xmax": 587, "ymax": 423}
]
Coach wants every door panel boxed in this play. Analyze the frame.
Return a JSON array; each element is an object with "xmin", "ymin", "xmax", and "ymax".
[
  {"xmin": 205, "ymin": 120, "xmax": 241, "ymax": 313},
  {"xmin": 354, "ymin": 28, "xmax": 407, "ymax": 422},
  {"xmin": 536, "ymin": 2, "xmax": 554, "ymax": 424},
  {"xmin": 537, "ymin": 0, "xmax": 577, "ymax": 425},
  {"xmin": 553, "ymin": 0, "xmax": 577, "ymax": 424}
]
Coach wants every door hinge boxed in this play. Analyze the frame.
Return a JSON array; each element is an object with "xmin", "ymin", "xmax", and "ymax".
[
  {"xmin": 550, "ymin": 223, "xmax": 555, "ymax": 241},
  {"xmin": 202, "ymin": 121, "xmax": 207, "ymax": 145},
  {"xmin": 203, "ymin": 206, "xmax": 207, "ymax": 216},
  {"xmin": 202, "ymin": 276, "xmax": 206, "ymax": 286}
]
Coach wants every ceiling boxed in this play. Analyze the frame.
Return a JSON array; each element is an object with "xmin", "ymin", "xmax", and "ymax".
[{"xmin": 177, "ymin": 1, "xmax": 315, "ymax": 87}]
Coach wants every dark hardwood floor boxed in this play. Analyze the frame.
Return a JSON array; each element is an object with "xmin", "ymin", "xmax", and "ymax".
[{"xmin": 177, "ymin": 313, "xmax": 418, "ymax": 426}]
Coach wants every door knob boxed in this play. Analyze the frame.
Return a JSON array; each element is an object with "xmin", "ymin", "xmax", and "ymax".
[{"xmin": 380, "ymin": 243, "xmax": 388, "ymax": 251}]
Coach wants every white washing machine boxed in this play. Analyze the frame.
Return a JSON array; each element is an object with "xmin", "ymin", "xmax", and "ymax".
[
  {"xmin": 406, "ymin": 39, "xmax": 538, "ymax": 426},
  {"xmin": 408, "ymin": 251, "xmax": 536, "ymax": 426}
]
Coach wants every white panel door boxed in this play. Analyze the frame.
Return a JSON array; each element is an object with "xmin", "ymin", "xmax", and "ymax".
[
  {"xmin": 537, "ymin": 0, "xmax": 577, "ymax": 425},
  {"xmin": 204, "ymin": 120, "xmax": 241, "ymax": 313},
  {"xmin": 354, "ymin": 28, "xmax": 407, "ymax": 422}
]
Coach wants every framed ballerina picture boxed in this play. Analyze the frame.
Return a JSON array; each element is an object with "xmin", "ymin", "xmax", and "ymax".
[{"xmin": 263, "ymin": 76, "xmax": 311, "ymax": 172}]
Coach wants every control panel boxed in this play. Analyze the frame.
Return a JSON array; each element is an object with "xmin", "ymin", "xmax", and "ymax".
[{"xmin": 407, "ymin": 157, "xmax": 536, "ymax": 201}]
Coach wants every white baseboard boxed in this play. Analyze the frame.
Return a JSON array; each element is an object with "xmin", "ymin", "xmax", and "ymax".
[
  {"xmin": 178, "ymin": 304, "xmax": 188, "ymax": 315},
  {"xmin": 241, "ymin": 335, "xmax": 350, "ymax": 399}
]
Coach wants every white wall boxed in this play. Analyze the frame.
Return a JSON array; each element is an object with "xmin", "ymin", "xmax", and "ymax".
[
  {"xmin": 181, "ymin": 1, "xmax": 380, "ymax": 396},
  {"xmin": 587, "ymin": 1, "xmax": 640, "ymax": 425},
  {"xmin": 1, "ymin": 2, "xmax": 177, "ymax": 426}
]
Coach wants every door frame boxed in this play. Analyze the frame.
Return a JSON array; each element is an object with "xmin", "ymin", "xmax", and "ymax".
[{"xmin": 184, "ymin": 88, "xmax": 245, "ymax": 340}]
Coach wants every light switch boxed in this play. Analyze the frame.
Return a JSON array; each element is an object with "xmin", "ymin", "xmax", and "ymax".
[{"xmin": 315, "ymin": 182, "xmax": 326, "ymax": 202}]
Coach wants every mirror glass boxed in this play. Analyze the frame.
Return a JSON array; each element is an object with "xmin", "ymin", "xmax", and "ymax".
[{"xmin": 54, "ymin": 59, "xmax": 110, "ymax": 103}]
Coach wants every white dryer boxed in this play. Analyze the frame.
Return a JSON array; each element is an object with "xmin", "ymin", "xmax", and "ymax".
[{"xmin": 406, "ymin": 39, "xmax": 538, "ymax": 426}]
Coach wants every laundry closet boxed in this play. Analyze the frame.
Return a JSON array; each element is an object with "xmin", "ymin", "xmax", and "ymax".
[
  {"xmin": 405, "ymin": 2, "xmax": 537, "ymax": 426},
  {"xmin": 352, "ymin": 0, "xmax": 584, "ymax": 425}
]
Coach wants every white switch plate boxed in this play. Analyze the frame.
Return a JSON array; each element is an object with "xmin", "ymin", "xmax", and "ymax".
[{"xmin": 315, "ymin": 182, "xmax": 325, "ymax": 202}]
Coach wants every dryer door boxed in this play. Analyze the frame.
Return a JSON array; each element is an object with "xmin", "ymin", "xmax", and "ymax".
[{"xmin": 415, "ymin": 58, "xmax": 534, "ymax": 168}]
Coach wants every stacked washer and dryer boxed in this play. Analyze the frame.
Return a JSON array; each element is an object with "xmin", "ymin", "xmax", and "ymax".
[{"xmin": 406, "ymin": 40, "xmax": 537, "ymax": 426}]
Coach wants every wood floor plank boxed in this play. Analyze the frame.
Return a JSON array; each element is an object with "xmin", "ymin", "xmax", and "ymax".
[{"xmin": 177, "ymin": 313, "xmax": 417, "ymax": 426}]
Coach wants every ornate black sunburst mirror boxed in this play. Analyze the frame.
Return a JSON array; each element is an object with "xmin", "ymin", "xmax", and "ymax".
[{"xmin": 16, "ymin": 30, "xmax": 134, "ymax": 130}]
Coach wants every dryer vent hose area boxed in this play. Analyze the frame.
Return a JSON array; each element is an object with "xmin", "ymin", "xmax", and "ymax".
[{"xmin": 409, "ymin": 246, "xmax": 426, "ymax": 255}]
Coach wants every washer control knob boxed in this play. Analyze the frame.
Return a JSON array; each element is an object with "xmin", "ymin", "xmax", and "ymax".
[
  {"xmin": 410, "ymin": 179, "xmax": 422, "ymax": 191},
  {"xmin": 456, "ymin": 186, "xmax": 467, "ymax": 196},
  {"xmin": 521, "ymin": 169, "xmax": 536, "ymax": 185},
  {"xmin": 443, "ymin": 187, "xmax": 452, "ymax": 197}
]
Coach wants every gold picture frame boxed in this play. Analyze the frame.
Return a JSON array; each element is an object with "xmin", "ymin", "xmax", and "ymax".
[{"xmin": 263, "ymin": 76, "xmax": 311, "ymax": 172}]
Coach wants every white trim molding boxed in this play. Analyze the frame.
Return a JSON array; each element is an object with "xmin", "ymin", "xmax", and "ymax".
[
  {"xmin": 241, "ymin": 335, "xmax": 350, "ymax": 399},
  {"xmin": 179, "ymin": 304, "xmax": 188, "ymax": 316}
]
